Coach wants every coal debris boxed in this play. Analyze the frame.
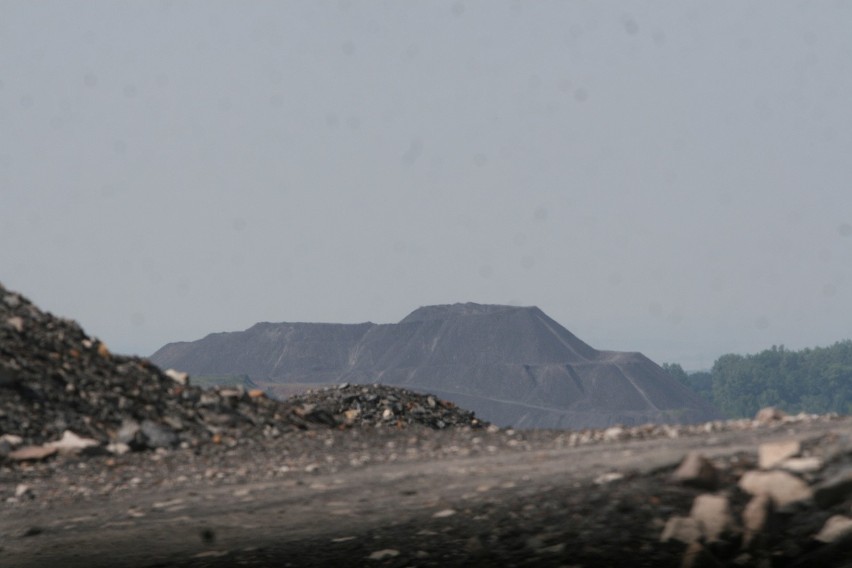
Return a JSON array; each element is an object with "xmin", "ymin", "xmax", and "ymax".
[{"xmin": 0, "ymin": 282, "xmax": 486, "ymax": 460}]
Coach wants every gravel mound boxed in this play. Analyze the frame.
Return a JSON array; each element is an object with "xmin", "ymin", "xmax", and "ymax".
[
  {"xmin": 0, "ymin": 283, "xmax": 486, "ymax": 459},
  {"xmin": 286, "ymin": 383, "xmax": 485, "ymax": 430}
]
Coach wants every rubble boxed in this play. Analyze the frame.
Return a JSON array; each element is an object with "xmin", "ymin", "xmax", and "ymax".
[
  {"xmin": 285, "ymin": 383, "xmax": 486, "ymax": 431},
  {"xmin": 0, "ymin": 282, "xmax": 488, "ymax": 462},
  {"xmin": 659, "ymin": 432, "xmax": 852, "ymax": 567}
]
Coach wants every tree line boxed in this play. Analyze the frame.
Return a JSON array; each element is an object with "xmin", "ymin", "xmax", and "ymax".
[{"xmin": 663, "ymin": 340, "xmax": 852, "ymax": 418}]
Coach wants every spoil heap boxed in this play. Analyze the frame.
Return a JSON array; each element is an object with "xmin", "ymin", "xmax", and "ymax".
[
  {"xmin": 0, "ymin": 283, "xmax": 485, "ymax": 459},
  {"xmin": 152, "ymin": 303, "xmax": 722, "ymax": 429}
]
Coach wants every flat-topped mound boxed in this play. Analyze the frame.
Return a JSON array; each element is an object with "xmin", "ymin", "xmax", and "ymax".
[
  {"xmin": 400, "ymin": 302, "xmax": 523, "ymax": 322},
  {"xmin": 152, "ymin": 303, "xmax": 721, "ymax": 429}
]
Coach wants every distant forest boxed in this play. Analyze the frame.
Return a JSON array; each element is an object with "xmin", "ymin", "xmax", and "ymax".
[{"xmin": 663, "ymin": 340, "xmax": 852, "ymax": 418}]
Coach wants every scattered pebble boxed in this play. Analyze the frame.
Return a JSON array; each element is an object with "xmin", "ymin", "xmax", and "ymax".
[
  {"xmin": 367, "ymin": 549, "xmax": 399, "ymax": 560},
  {"xmin": 594, "ymin": 472, "xmax": 624, "ymax": 485},
  {"xmin": 433, "ymin": 508, "xmax": 456, "ymax": 518}
]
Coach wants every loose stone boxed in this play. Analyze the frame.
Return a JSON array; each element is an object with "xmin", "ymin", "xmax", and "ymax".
[
  {"xmin": 671, "ymin": 452, "xmax": 718, "ymax": 489},
  {"xmin": 738, "ymin": 470, "xmax": 813, "ymax": 508}
]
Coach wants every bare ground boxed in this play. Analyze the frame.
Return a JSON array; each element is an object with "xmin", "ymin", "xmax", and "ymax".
[{"xmin": 3, "ymin": 415, "xmax": 851, "ymax": 568}]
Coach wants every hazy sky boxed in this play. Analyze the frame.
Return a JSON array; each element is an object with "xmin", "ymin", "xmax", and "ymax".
[{"xmin": 2, "ymin": 1, "xmax": 851, "ymax": 370}]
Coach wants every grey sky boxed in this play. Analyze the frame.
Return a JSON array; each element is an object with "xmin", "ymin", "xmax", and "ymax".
[{"xmin": 2, "ymin": 1, "xmax": 851, "ymax": 370}]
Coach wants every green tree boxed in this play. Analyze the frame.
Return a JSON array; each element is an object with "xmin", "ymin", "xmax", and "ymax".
[
  {"xmin": 661, "ymin": 363, "xmax": 689, "ymax": 384},
  {"xmin": 671, "ymin": 339, "xmax": 852, "ymax": 418}
]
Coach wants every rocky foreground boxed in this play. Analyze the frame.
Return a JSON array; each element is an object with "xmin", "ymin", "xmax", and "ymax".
[
  {"xmin": 2, "ymin": 411, "xmax": 851, "ymax": 567},
  {"xmin": 0, "ymin": 283, "xmax": 485, "ymax": 460},
  {"xmin": 2, "ymin": 283, "xmax": 852, "ymax": 567}
]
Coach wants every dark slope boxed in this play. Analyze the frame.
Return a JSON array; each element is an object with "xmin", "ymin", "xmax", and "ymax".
[
  {"xmin": 151, "ymin": 303, "xmax": 721, "ymax": 428},
  {"xmin": 150, "ymin": 322, "xmax": 375, "ymax": 382}
]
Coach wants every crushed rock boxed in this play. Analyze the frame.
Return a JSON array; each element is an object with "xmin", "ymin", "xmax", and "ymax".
[{"xmin": 0, "ymin": 282, "xmax": 487, "ymax": 462}]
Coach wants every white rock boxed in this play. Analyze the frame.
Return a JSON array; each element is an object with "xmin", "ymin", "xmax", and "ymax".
[
  {"xmin": 814, "ymin": 515, "xmax": 852, "ymax": 543},
  {"xmin": 594, "ymin": 472, "xmax": 624, "ymax": 485},
  {"xmin": 758, "ymin": 439, "xmax": 801, "ymax": 469},
  {"xmin": 8, "ymin": 445, "xmax": 58, "ymax": 461},
  {"xmin": 739, "ymin": 470, "xmax": 813, "ymax": 508},
  {"xmin": 778, "ymin": 457, "xmax": 823, "ymax": 474},
  {"xmin": 663, "ymin": 425, "xmax": 680, "ymax": 439},
  {"xmin": 107, "ymin": 442, "xmax": 130, "ymax": 455},
  {"xmin": 45, "ymin": 430, "xmax": 100, "ymax": 454},
  {"xmin": 6, "ymin": 316, "xmax": 24, "ymax": 332},
  {"xmin": 164, "ymin": 369, "xmax": 189, "ymax": 385},
  {"xmin": 603, "ymin": 426, "xmax": 625, "ymax": 441},
  {"xmin": 0, "ymin": 434, "xmax": 23, "ymax": 447},
  {"xmin": 15, "ymin": 484, "xmax": 33, "ymax": 499},
  {"xmin": 367, "ymin": 549, "xmax": 399, "ymax": 560},
  {"xmin": 671, "ymin": 452, "xmax": 718, "ymax": 488},
  {"xmin": 689, "ymin": 494, "xmax": 735, "ymax": 542},
  {"xmin": 433, "ymin": 508, "xmax": 456, "ymax": 518},
  {"xmin": 343, "ymin": 409, "xmax": 360, "ymax": 423}
]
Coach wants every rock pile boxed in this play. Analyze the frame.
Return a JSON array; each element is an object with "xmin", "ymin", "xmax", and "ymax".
[
  {"xmin": 0, "ymin": 283, "xmax": 486, "ymax": 462},
  {"xmin": 660, "ymin": 408, "xmax": 852, "ymax": 566},
  {"xmin": 286, "ymin": 383, "xmax": 486, "ymax": 430}
]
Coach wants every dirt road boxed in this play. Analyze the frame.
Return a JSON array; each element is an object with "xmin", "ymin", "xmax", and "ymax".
[{"xmin": 3, "ymin": 416, "xmax": 851, "ymax": 567}]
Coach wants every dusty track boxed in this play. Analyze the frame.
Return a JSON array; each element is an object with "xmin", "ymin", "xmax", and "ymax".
[{"xmin": 3, "ymin": 416, "xmax": 850, "ymax": 567}]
